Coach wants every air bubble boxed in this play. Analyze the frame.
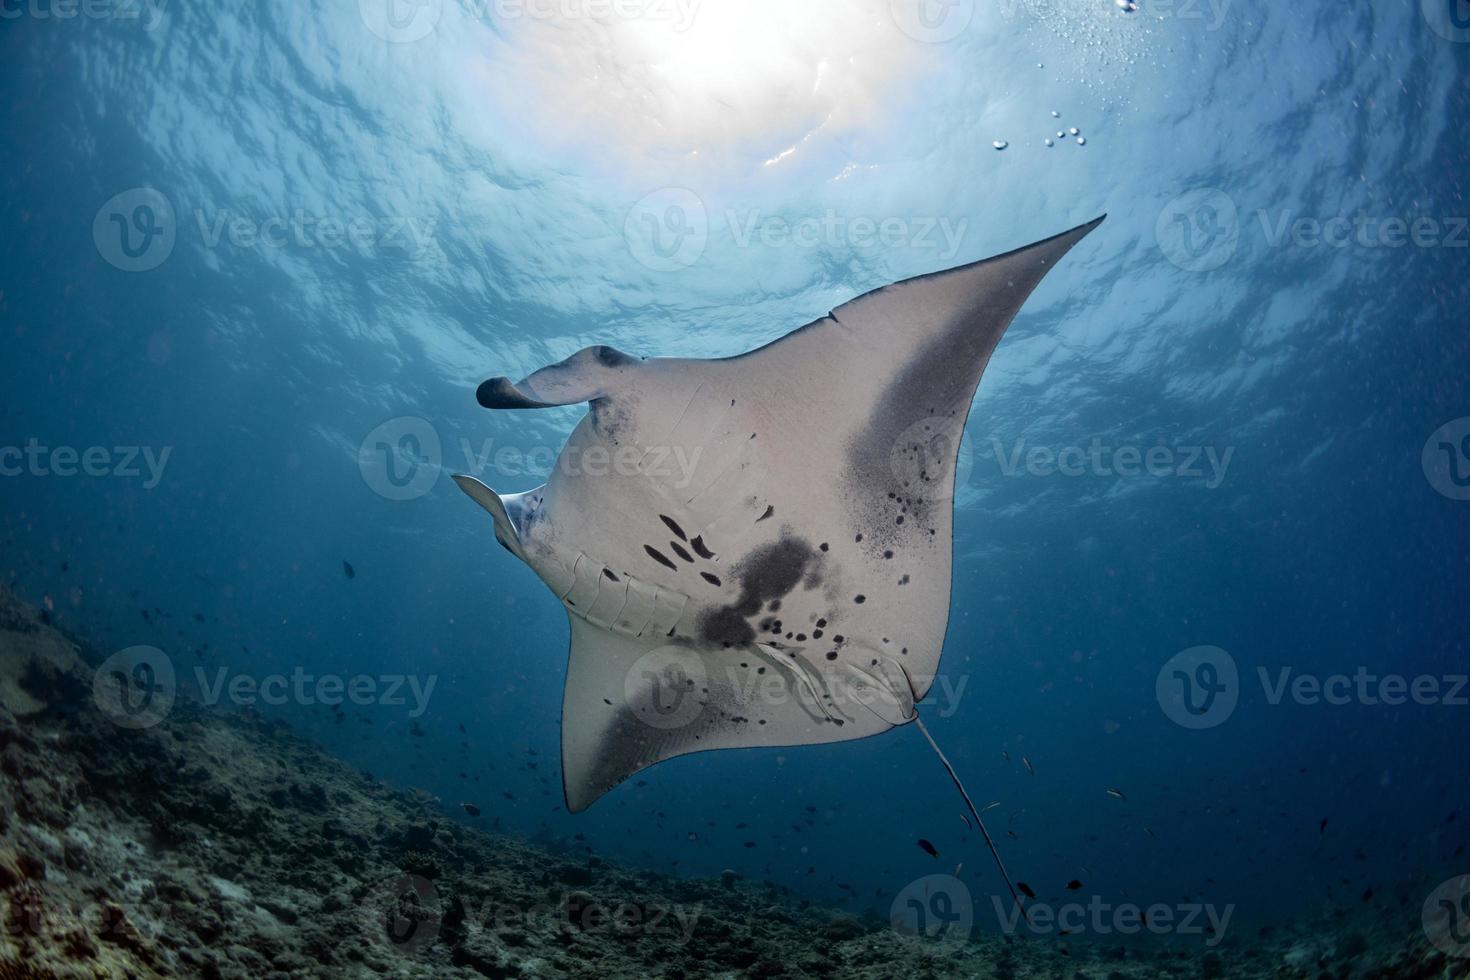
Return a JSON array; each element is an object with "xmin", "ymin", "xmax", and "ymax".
[{"xmin": 992, "ymin": 140, "xmax": 1008, "ymax": 150}]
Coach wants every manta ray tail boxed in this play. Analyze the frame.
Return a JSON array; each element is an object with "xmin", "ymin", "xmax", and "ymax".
[{"xmin": 912, "ymin": 713, "xmax": 1032, "ymax": 927}]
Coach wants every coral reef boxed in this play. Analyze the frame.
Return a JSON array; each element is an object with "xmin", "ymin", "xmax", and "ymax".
[{"xmin": 0, "ymin": 591, "xmax": 1459, "ymax": 978}]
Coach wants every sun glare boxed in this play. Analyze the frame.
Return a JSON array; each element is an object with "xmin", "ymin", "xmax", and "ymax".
[{"xmin": 487, "ymin": 0, "xmax": 920, "ymax": 167}]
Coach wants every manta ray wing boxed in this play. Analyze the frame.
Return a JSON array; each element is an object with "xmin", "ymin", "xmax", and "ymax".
[{"xmin": 457, "ymin": 216, "xmax": 1103, "ymax": 812}]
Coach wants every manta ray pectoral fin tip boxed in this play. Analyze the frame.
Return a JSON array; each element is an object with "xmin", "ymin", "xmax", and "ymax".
[{"xmin": 563, "ymin": 780, "xmax": 590, "ymax": 814}]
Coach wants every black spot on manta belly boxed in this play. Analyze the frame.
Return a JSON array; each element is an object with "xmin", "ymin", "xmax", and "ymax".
[
  {"xmin": 643, "ymin": 545, "xmax": 678, "ymax": 571},
  {"xmin": 660, "ymin": 515, "xmax": 688, "ymax": 541},
  {"xmin": 690, "ymin": 536, "xmax": 716, "ymax": 560},
  {"xmin": 669, "ymin": 541, "xmax": 694, "ymax": 563},
  {"xmin": 697, "ymin": 535, "xmax": 817, "ymax": 645}
]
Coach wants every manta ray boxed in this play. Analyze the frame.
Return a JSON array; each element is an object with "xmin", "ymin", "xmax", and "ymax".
[{"xmin": 456, "ymin": 215, "xmax": 1104, "ymax": 906}]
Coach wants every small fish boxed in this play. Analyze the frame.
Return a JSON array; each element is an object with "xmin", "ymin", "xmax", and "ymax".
[
  {"xmin": 1022, "ymin": 756, "xmax": 1035, "ymax": 776},
  {"xmin": 959, "ymin": 814, "xmax": 972, "ymax": 830},
  {"xmin": 917, "ymin": 839, "xmax": 939, "ymax": 858},
  {"xmin": 1017, "ymin": 882, "xmax": 1036, "ymax": 899},
  {"xmin": 953, "ymin": 863, "xmax": 963, "ymax": 877},
  {"xmin": 1319, "ymin": 818, "xmax": 1329, "ymax": 834},
  {"xmin": 982, "ymin": 800, "xmax": 1002, "ymax": 812},
  {"xmin": 1001, "ymin": 750, "xmax": 1011, "ymax": 761},
  {"xmin": 343, "ymin": 560, "xmax": 356, "ymax": 579},
  {"xmin": 1066, "ymin": 879, "xmax": 1084, "ymax": 891},
  {"xmin": 461, "ymin": 803, "xmax": 481, "ymax": 817},
  {"xmin": 1106, "ymin": 788, "xmax": 1127, "ymax": 801},
  {"xmin": 1143, "ymin": 826, "xmax": 1156, "ymax": 838}
]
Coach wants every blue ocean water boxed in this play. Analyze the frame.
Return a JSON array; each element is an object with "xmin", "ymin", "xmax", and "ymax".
[{"xmin": 2, "ymin": 0, "xmax": 1467, "ymax": 940}]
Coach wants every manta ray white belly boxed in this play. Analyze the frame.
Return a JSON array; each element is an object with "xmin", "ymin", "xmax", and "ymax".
[{"xmin": 457, "ymin": 216, "xmax": 1103, "ymax": 813}]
